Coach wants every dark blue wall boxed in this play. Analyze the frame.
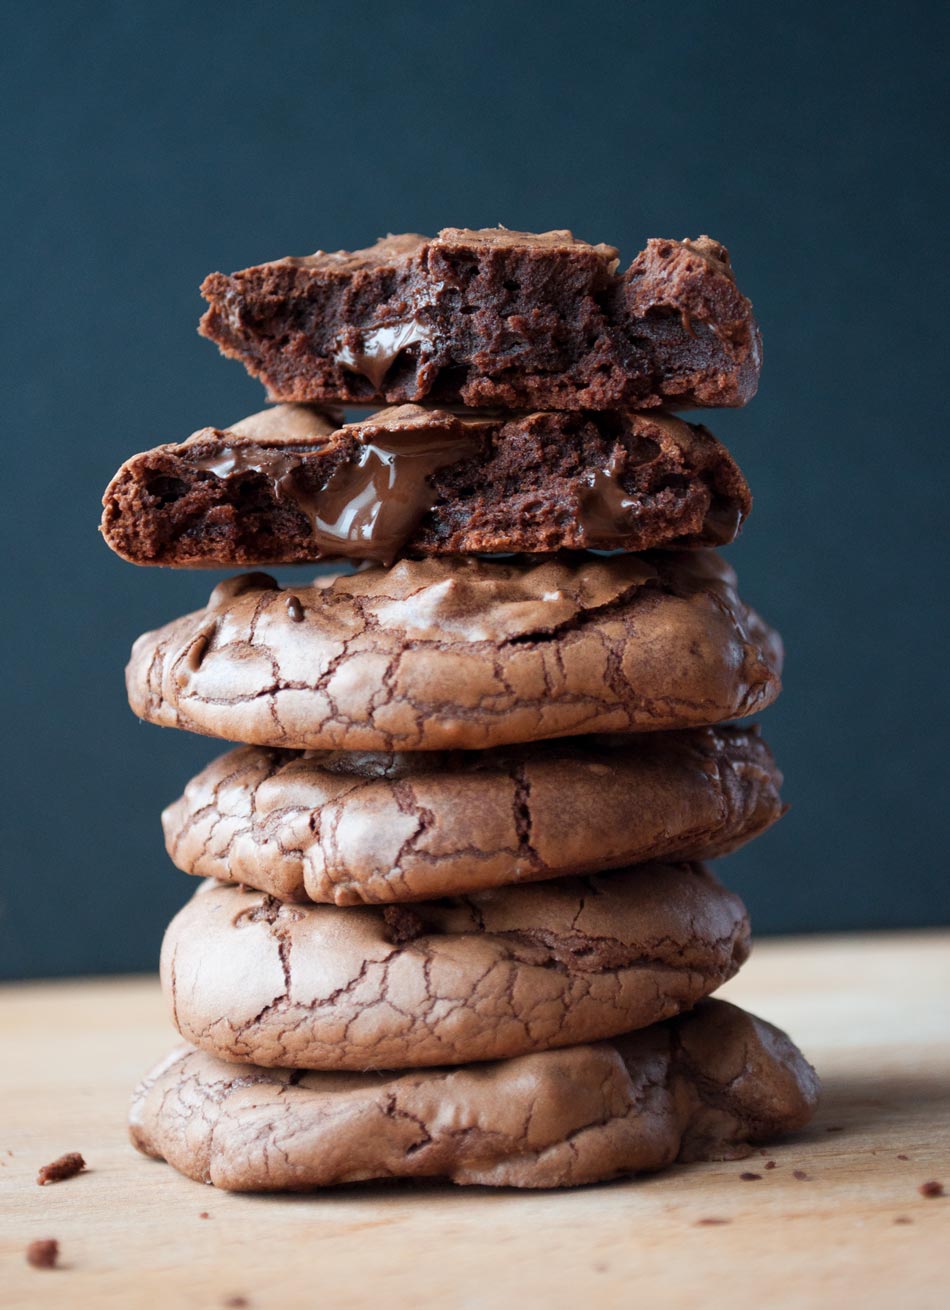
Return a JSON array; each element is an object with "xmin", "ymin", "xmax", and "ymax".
[{"xmin": 3, "ymin": 0, "xmax": 948, "ymax": 978}]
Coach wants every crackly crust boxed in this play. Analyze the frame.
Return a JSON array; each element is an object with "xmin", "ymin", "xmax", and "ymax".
[
  {"xmin": 126, "ymin": 552, "xmax": 782, "ymax": 751},
  {"xmin": 100, "ymin": 403, "xmax": 751, "ymax": 568},
  {"xmin": 129, "ymin": 999, "xmax": 818, "ymax": 1190},
  {"xmin": 159, "ymin": 866, "xmax": 750, "ymax": 1070},
  {"xmin": 198, "ymin": 229, "xmax": 762, "ymax": 411},
  {"xmin": 163, "ymin": 726, "xmax": 784, "ymax": 905}
]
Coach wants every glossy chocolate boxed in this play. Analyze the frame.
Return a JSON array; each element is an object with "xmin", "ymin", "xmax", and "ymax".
[{"xmin": 333, "ymin": 319, "xmax": 436, "ymax": 391}]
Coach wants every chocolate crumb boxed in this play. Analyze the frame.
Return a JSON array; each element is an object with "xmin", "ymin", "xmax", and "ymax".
[
  {"xmin": 764, "ymin": 1161, "xmax": 777, "ymax": 1170},
  {"xmin": 824, "ymin": 1125, "xmax": 844, "ymax": 1133},
  {"xmin": 36, "ymin": 1152, "xmax": 85, "ymax": 1185},
  {"xmin": 382, "ymin": 904, "xmax": 426, "ymax": 946},
  {"xmin": 897, "ymin": 1154, "xmax": 909, "ymax": 1161},
  {"xmin": 696, "ymin": 1217, "xmax": 731, "ymax": 1225},
  {"xmin": 286, "ymin": 595, "xmax": 304, "ymax": 622},
  {"xmin": 894, "ymin": 1216, "xmax": 913, "ymax": 1224},
  {"xmin": 919, "ymin": 1180, "xmax": 944, "ymax": 1198},
  {"xmin": 26, "ymin": 1239, "xmax": 59, "ymax": 1269},
  {"xmin": 223, "ymin": 1298, "xmax": 249, "ymax": 1308},
  {"xmin": 739, "ymin": 1171, "xmax": 761, "ymax": 1181},
  {"xmin": 199, "ymin": 1211, "xmax": 210, "ymax": 1219},
  {"xmin": 793, "ymin": 1169, "xmax": 809, "ymax": 1180}
]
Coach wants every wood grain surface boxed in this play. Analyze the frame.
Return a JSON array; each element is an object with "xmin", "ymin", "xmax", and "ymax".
[{"xmin": 1, "ymin": 931, "xmax": 948, "ymax": 1309}]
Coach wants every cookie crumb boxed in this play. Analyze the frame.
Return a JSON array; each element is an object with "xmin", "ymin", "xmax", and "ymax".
[
  {"xmin": 382, "ymin": 904, "xmax": 426, "ymax": 946},
  {"xmin": 199, "ymin": 1211, "xmax": 210, "ymax": 1219},
  {"xmin": 36, "ymin": 1152, "xmax": 86, "ymax": 1185},
  {"xmin": 764, "ymin": 1161, "xmax": 777, "ymax": 1170},
  {"xmin": 696, "ymin": 1217, "xmax": 731, "ymax": 1225},
  {"xmin": 894, "ymin": 1216, "xmax": 913, "ymax": 1225},
  {"xmin": 26, "ymin": 1239, "xmax": 59, "ymax": 1269},
  {"xmin": 739, "ymin": 1171, "xmax": 761, "ymax": 1181},
  {"xmin": 223, "ymin": 1298, "xmax": 249, "ymax": 1308},
  {"xmin": 896, "ymin": 1154, "xmax": 909, "ymax": 1161},
  {"xmin": 919, "ymin": 1180, "xmax": 944, "ymax": 1198},
  {"xmin": 793, "ymin": 1169, "xmax": 809, "ymax": 1180},
  {"xmin": 824, "ymin": 1125, "xmax": 844, "ymax": 1133}
]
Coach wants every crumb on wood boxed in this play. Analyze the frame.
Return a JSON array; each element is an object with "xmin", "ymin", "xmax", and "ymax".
[
  {"xmin": 894, "ymin": 1216, "xmax": 913, "ymax": 1224},
  {"xmin": 919, "ymin": 1180, "xmax": 944, "ymax": 1198},
  {"xmin": 793, "ymin": 1169, "xmax": 809, "ymax": 1180},
  {"xmin": 36, "ymin": 1152, "xmax": 86, "ymax": 1185},
  {"xmin": 764, "ymin": 1160, "xmax": 777, "ymax": 1170},
  {"xmin": 223, "ymin": 1298, "xmax": 249, "ymax": 1308},
  {"xmin": 896, "ymin": 1154, "xmax": 909, "ymax": 1161},
  {"xmin": 26, "ymin": 1239, "xmax": 59, "ymax": 1269},
  {"xmin": 739, "ymin": 1171, "xmax": 761, "ymax": 1181},
  {"xmin": 824, "ymin": 1125, "xmax": 844, "ymax": 1133},
  {"xmin": 696, "ymin": 1217, "xmax": 731, "ymax": 1225},
  {"xmin": 199, "ymin": 1211, "xmax": 210, "ymax": 1219}
]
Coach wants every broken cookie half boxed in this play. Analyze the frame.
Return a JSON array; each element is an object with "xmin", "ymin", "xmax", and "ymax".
[{"xmin": 101, "ymin": 403, "xmax": 750, "ymax": 567}]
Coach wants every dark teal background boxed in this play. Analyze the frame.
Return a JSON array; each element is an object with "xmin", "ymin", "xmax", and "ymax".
[{"xmin": 2, "ymin": 1, "xmax": 948, "ymax": 978}]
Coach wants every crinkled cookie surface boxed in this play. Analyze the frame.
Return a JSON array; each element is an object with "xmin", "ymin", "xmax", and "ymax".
[
  {"xmin": 130, "ymin": 999, "xmax": 819, "ymax": 1190},
  {"xmin": 160, "ymin": 867, "xmax": 750, "ymax": 1070},
  {"xmin": 127, "ymin": 552, "xmax": 782, "ymax": 751}
]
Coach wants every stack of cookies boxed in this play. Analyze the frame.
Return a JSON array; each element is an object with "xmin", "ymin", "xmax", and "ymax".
[{"xmin": 103, "ymin": 228, "xmax": 818, "ymax": 1191}]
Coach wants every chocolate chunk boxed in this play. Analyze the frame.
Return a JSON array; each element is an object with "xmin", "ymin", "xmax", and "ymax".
[
  {"xmin": 919, "ymin": 1180, "xmax": 944, "ymax": 1197},
  {"xmin": 198, "ymin": 229, "xmax": 761, "ymax": 411},
  {"xmin": 381, "ymin": 905, "xmax": 426, "ymax": 946},
  {"xmin": 26, "ymin": 1239, "xmax": 59, "ymax": 1269},
  {"xmin": 101, "ymin": 404, "xmax": 751, "ymax": 568},
  {"xmin": 36, "ymin": 1152, "xmax": 85, "ymax": 1185},
  {"xmin": 739, "ymin": 1171, "xmax": 762, "ymax": 1181}
]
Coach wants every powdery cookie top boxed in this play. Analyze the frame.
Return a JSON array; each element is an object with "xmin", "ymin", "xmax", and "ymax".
[
  {"xmin": 129, "ymin": 999, "xmax": 819, "ymax": 1191},
  {"xmin": 163, "ymin": 726, "xmax": 784, "ymax": 905},
  {"xmin": 199, "ymin": 229, "xmax": 761, "ymax": 411},
  {"xmin": 126, "ymin": 552, "xmax": 782, "ymax": 751},
  {"xmin": 100, "ymin": 403, "xmax": 750, "ymax": 568},
  {"xmin": 159, "ymin": 867, "xmax": 750, "ymax": 1071}
]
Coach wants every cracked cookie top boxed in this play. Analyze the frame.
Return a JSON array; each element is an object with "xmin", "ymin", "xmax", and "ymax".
[
  {"xmin": 129, "ymin": 998, "xmax": 818, "ymax": 1191},
  {"xmin": 162, "ymin": 726, "xmax": 784, "ymax": 904},
  {"xmin": 126, "ymin": 552, "xmax": 782, "ymax": 751},
  {"xmin": 159, "ymin": 865, "xmax": 751, "ymax": 1071}
]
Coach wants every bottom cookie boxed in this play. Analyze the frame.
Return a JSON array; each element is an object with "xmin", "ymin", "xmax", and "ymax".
[{"xmin": 129, "ymin": 999, "xmax": 818, "ymax": 1191}]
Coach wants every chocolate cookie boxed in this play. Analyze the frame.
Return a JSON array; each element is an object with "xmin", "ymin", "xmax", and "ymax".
[
  {"xmin": 163, "ymin": 726, "xmax": 783, "ymax": 905},
  {"xmin": 101, "ymin": 404, "xmax": 751, "ymax": 567},
  {"xmin": 127, "ymin": 552, "xmax": 782, "ymax": 751},
  {"xmin": 160, "ymin": 867, "xmax": 750, "ymax": 1070},
  {"xmin": 130, "ymin": 999, "xmax": 818, "ymax": 1190},
  {"xmin": 199, "ymin": 228, "xmax": 761, "ymax": 411}
]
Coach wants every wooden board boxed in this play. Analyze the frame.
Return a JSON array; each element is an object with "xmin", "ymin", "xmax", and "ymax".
[{"xmin": 1, "ymin": 931, "xmax": 948, "ymax": 1310}]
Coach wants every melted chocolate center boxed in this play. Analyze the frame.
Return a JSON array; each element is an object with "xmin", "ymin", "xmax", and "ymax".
[
  {"xmin": 333, "ymin": 319, "xmax": 435, "ymax": 390},
  {"xmin": 193, "ymin": 425, "xmax": 479, "ymax": 565}
]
